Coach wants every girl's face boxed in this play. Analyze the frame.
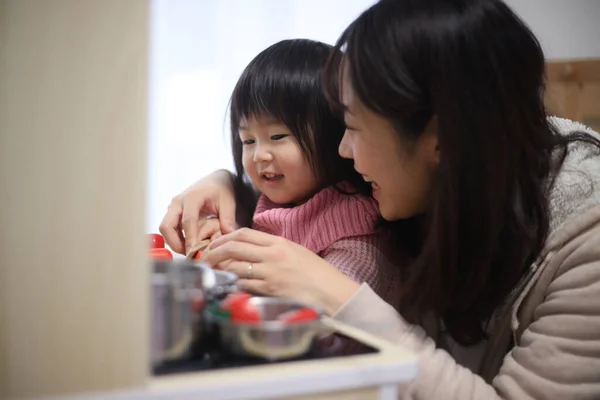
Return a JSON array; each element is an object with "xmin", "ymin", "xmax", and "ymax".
[
  {"xmin": 338, "ymin": 66, "xmax": 439, "ymax": 221},
  {"xmin": 239, "ymin": 115, "xmax": 319, "ymax": 205}
]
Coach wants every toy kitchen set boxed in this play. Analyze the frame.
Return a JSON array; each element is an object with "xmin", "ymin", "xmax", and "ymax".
[
  {"xmin": 107, "ymin": 235, "xmax": 416, "ymax": 400},
  {"xmin": 35, "ymin": 234, "xmax": 417, "ymax": 400}
]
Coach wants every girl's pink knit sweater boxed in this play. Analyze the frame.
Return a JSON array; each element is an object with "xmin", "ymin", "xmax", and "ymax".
[{"xmin": 252, "ymin": 185, "xmax": 403, "ymax": 325}]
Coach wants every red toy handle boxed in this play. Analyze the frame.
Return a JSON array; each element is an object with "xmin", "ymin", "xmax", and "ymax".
[
  {"xmin": 147, "ymin": 233, "xmax": 172, "ymax": 260},
  {"xmin": 220, "ymin": 292, "xmax": 262, "ymax": 323},
  {"xmin": 148, "ymin": 233, "xmax": 165, "ymax": 249},
  {"xmin": 278, "ymin": 308, "xmax": 319, "ymax": 323},
  {"xmin": 149, "ymin": 247, "xmax": 173, "ymax": 261}
]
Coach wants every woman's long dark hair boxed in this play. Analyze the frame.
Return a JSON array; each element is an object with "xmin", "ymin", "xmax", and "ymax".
[{"xmin": 325, "ymin": 0, "xmax": 600, "ymax": 345}]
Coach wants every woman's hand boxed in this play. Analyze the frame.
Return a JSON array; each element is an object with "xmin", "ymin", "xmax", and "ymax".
[
  {"xmin": 201, "ymin": 228, "xmax": 361, "ymax": 316},
  {"xmin": 159, "ymin": 170, "xmax": 237, "ymax": 255}
]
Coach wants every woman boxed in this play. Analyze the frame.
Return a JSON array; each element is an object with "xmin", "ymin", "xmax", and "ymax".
[{"xmin": 160, "ymin": 0, "xmax": 600, "ymax": 398}]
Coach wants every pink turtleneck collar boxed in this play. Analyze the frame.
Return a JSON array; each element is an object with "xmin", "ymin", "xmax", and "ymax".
[{"xmin": 252, "ymin": 185, "xmax": 381, "ymax": 255}]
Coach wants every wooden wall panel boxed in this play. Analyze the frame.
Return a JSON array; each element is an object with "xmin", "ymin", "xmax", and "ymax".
[{"xmin": 546, "ymin": 59, "xmax": 600, "ymax": 131}]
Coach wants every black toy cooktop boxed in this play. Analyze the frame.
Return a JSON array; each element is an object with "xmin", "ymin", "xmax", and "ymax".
[{"xmin": 153, "ymin": 332, "xmax": 378, "ymax": 376}]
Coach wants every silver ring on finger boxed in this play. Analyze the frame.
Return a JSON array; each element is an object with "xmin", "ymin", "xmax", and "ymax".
[{"xmin": 247, "ymin": 263, "xmax": 253, "ymax": 279}]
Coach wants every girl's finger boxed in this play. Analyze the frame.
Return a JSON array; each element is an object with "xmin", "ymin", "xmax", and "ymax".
[
  {"xmin": 196, "ymin": 219, "xmax": 221, "ymax": 242},
  {"xmin": 208, "ymin": 227, "xmax": 280, "ymax": 250}
]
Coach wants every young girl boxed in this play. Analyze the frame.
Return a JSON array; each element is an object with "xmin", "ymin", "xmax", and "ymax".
[{"xmin": 194, "ymin": 39, "xmax": 403, "ymax": 351}]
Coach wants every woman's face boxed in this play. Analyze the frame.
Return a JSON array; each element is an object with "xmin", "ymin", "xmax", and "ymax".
[{"xmin": 338, "ymin": 67, "xmax": 439, "ymax": 221}]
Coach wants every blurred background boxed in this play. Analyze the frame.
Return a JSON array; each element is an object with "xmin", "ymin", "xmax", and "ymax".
[{"xmin": 147, "ymin": 0, "xmax": 600, "ymax": 231}]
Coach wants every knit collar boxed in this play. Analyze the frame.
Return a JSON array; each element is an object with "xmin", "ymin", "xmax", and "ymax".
[{"xmin": 252, "ymin": 185, "xmax": 381, "ymax": 254}]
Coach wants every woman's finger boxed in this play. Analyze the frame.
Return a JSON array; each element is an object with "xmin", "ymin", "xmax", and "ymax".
[
  {"xmin": 209, "ymin": 227, "xmax": 280, "ymax": 250},
  {"xmin": 211, "ymin": 258, "xmax": 235, "ymax": 270},
  {"xmin": 236, "ymin": 278, "xmax": 273, "ymax": 296},
  {"xmin": 203, "ymin": 240, "xmax": 265, "ymax": 265},
  {"xmin": 159, "ymin": 198, "xmax": 186, "ymax": 254},
  {"xmin": 222, "ymin": 260, "xmax": 267, "ymax": 280}
]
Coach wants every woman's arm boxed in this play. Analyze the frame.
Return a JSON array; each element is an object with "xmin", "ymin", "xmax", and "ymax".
[
  {"xmin": 231, "ymin": 174, "xmax": 259, "ymax": 229},
  {"xmin": 318, "ymin": 235, "xmax": 401, "ymax": 355},
  {"xmin": 333, "ymin": 221, "xmax": 600, "ymax": 399},
  {"xmin": 159, "ymin": 169, "xmax": 257, "ymax": 254},
  {"xmin": 178, "ymin": 200, "xmax": 600, "ymax": 398},
  {"xmin": 202, "ymin": 228, "xmax": 361, "ymax": 315}
]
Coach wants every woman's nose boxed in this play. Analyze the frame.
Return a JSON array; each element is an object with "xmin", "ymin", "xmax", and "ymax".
[{"xmin": 338, "ymin": 131, "xmax": 353, "ymax": 159}]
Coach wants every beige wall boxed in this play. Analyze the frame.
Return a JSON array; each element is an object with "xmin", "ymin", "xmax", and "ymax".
[
  {"xmin": 504, "ymin": 0, "xmax": 600, "ymax": 60},
  {"xmin": 0, "ymin": 1, "xmax": 150, "ymax": 398}
]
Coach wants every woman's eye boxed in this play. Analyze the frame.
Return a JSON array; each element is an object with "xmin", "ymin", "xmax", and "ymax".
[
  {"xmin": 271, "ymin": 134, "xmax": 288, "ymax": 141},
  {"xmin": 242, "ymin": 139, "xmax": 255, "ymax": 145}
]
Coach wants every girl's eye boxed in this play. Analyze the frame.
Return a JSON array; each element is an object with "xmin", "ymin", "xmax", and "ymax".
[
  {"xmin": 242, "ymin": 139, "xmax": 255, "ymax": 145},
  {"xmin": 271, "ymin": 134, "xmax": 288, "ymax": 141}
]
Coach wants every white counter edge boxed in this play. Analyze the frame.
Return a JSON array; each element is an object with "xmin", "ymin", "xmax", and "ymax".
[
  {"xmin": 39, "ymin": 318, "xmax": 418, "ymax": 400},
  {"xmin": 40, "ymin": 358, "xmax": 416, "ymax": 400}
]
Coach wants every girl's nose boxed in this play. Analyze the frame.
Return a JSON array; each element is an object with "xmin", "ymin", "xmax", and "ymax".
[{"xmin": 253, "ymin": 143, "xmax": 274, "ymax": 163}]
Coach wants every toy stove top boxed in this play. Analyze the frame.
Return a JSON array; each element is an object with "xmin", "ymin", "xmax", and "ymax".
[{"xmin": 153, "ymin": 332, "xmax": 378, "ymax": 376}]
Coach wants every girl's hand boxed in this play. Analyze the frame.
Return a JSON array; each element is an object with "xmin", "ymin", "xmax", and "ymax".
[
  {"xmin": 201, "ymin": 228, "xmax": 360, "ymax": 315},
  {"xmin": 195, "ymin": 217, "xmax": 223, "ymax": 242}
]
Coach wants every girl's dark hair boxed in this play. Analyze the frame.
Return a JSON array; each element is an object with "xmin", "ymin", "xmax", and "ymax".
[
  {"xmin": 229, "ymin": 38, "xmax": 370, "ymax": 207},
  {"xmin": 324, "ymin": 0, "xmax": 600, "ymax": 345}
]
